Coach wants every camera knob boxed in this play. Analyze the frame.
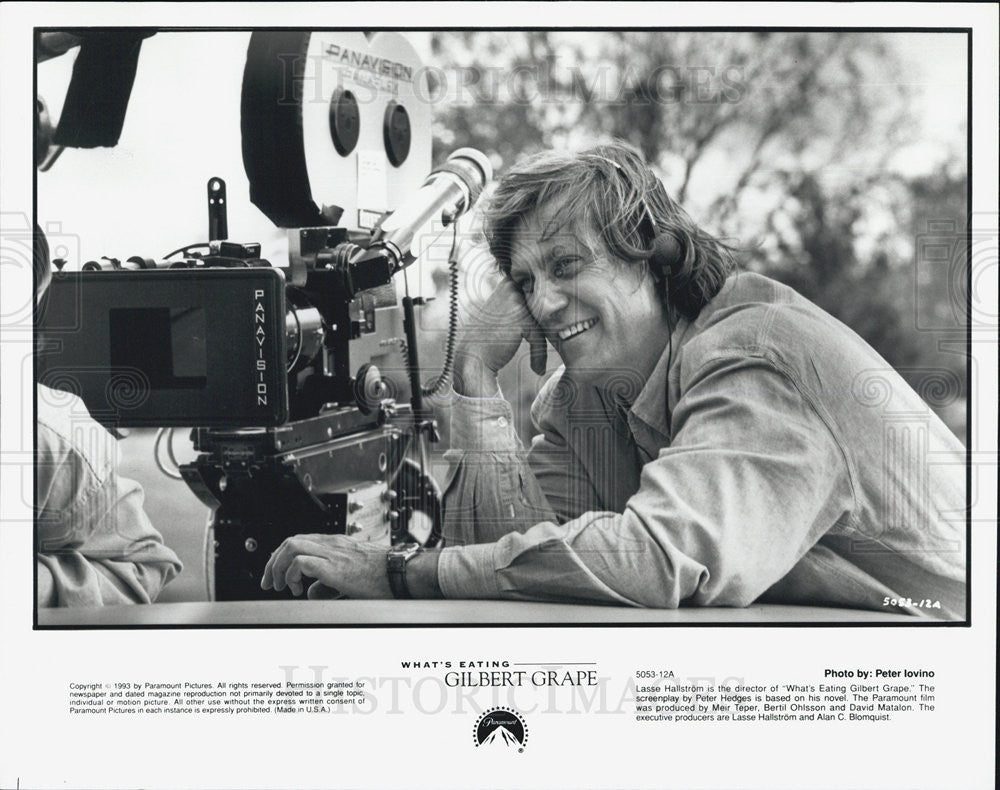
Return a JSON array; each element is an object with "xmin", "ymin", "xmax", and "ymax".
[{"xmin": 352, "ymin": 363, "xmax": 385, "ymax": 414}]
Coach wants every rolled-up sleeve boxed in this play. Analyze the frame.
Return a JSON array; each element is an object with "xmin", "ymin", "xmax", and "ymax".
[
  {"xmin": 439, "ymin": 353, "xmax": 854, "ymax": 606},
  {"xmin": 440, "ymin": 388, "xmax": 558, "ymax": 548}
]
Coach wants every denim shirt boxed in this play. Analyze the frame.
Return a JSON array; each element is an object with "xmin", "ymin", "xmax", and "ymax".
[
  {"xmin": 36, "ymin": 384, "xmax": 183, "ymax": 606},
  {"xmin": 436, "ymin": 272, "xmax": 966, "ymax": 619}
]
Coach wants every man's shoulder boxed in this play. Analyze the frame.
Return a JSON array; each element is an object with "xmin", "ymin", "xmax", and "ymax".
[
  {"xmin": 682, "ymin": 272, "xmax": 848, "ymax": 364},
  {"xmin": 698, "ymin": 271, "xmax": 815, "ymax": 329},
  {"xmin": 36, "ymin": 384, "xmax": 117, "ymax": 478}
]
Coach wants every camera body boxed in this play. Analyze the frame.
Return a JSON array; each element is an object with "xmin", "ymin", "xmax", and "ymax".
[{"xmin": 36, "ymin": 31, "xmax": 452, "ymax": 599}]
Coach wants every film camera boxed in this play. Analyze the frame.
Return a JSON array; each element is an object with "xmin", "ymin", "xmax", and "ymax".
[{"xmin": 36, "ymin": 31, "xmax": 491, "ymax": 599}]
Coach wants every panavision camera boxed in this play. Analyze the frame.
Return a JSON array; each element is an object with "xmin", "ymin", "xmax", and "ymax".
[{"xmin": 36, "ymin": 31, "xmax": 492, "ymax": 599}]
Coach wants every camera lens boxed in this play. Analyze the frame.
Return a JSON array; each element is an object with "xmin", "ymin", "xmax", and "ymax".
[
  {"xmin": 383, "ymin": 100, "xmax": 411, "ymax": 167},
  {"xmin": 328, "ymin": 88, "xmax": 360, "ymax": 156}
]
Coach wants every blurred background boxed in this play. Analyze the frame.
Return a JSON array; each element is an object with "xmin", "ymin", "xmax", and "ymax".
[{"xmin": 420, "ymin": 31, "xmax": 969, "ymax": 441}]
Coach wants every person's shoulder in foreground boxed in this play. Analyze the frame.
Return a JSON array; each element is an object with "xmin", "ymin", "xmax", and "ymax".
[{"xmin": 36, "ymin": 382, "xmax": 183, "ymax": 607}]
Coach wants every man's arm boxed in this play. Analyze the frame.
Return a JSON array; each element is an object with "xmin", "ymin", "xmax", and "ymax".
[
  {"xmin": 36, "ymin": 471, "xmax": 183, "ymax": 606},
  {"xmin": 36, "ymin": 417, "xmax": 182, "ymax": 607},
  {"xmin": 439, "ymin": 381, "xmax": 564, "ymax": 546},
  {"xmin": 436, "ymin": 353, "xmax": 854, "ymax": 607},
  {"xmin": 262, "ymin": 353, "xmax": 853, "ymax": 606},
  {"xmin": 261, "ymin": 277, "xmax": 558, "ymax": 598}
]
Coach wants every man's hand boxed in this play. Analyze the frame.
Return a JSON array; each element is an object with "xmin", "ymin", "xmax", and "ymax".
[
  {"xmin": 261, "ymin": 534, "xmax": 393, "ymax": 599},
  {"xmin": 454, "ymin": 278, "xmax": 547, "ymax": 397}
]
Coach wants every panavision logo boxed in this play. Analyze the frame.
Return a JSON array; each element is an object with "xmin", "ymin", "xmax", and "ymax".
[{"xmin": 473, "ymin": 707, "xmax": 528, "ymax": 752}]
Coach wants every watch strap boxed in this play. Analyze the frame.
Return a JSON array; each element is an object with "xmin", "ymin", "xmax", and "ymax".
[{"xmin": 387, "ymin": 544, "xmax": 422, "ymax": 599}]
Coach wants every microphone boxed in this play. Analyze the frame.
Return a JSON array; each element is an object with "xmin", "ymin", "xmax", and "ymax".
[{"xmin": 370, "ymin": 147, "xmax": 493, "ymax": 269}]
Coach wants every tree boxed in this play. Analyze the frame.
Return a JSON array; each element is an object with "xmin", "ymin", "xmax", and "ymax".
[{"xmin": 428, "ymin": 31, "xmax": 966, "ymax": 437}]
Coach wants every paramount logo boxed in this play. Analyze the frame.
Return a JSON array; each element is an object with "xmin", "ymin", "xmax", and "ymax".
[
  {"xmin": 473, "ymin": 707, "xmax": 527, "ymax": 752},
  {"xmin": 481, "ymin": 725, "xmax": 521, "ymax": 748}
]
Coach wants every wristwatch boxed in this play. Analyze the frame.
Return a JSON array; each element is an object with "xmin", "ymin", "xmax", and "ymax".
[{"xmin": 386, "ymin": 542, "xmax": 423, "ymax": 599}]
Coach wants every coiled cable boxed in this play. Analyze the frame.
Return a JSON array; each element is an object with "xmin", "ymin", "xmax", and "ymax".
[{"xmin": 398, "ymin": 223, "xmax": 460, "ymax": 398}]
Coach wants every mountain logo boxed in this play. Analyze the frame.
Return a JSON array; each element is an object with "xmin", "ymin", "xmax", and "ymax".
[{"xmin": 473, "ymin": 707, "xmax": 528, "ymax": 751}]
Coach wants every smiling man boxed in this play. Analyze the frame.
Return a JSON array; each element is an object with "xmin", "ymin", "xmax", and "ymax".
[{"xmin": 262, "ymin": 142, "xmax": 966, "ymax": 619}]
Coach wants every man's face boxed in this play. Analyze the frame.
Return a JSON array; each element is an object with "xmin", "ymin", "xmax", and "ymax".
[{"xmin": 508, "ymin": 202, "xmax": 671, "ymax": 385}]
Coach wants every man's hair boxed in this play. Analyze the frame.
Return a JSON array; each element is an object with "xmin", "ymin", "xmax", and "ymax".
[{"xmin": 482, "ymin": 141, "xmax": 737, "ymax": 320}]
